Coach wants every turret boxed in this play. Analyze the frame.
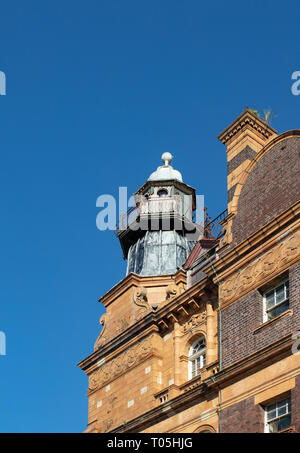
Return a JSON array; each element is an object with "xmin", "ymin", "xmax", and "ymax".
[{"xmin": 116, "ymin": 153, "xmax": 201, "ymax": 276}]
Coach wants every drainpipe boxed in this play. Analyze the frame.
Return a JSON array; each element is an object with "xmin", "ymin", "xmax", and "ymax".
[{"xmin": 210, "ymin": 263, "xmax": 222, "ymax": 433}]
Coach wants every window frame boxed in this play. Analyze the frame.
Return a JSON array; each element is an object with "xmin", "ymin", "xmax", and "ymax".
[
  {"xmin": 264, "ymin": 397, "xmax": 291, "ymax": 433},
  {"xmin": 263, "ymin": 279, "xmax": 289, "ymax": 322},
  {"xmin": 188, "ymin": 337, "xmax": 206, "ymax": 380}
]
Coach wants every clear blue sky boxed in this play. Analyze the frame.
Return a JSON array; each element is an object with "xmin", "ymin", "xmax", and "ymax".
[{"xmin": 0, "ymin": 0, "xmax": 299, "ymax": 432}]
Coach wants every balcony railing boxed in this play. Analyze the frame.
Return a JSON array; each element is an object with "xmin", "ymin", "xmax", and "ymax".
[
  {"xmin": 115, "ymin": 195, "xmax": 187, "ymax": 233},
  {"xmin": 139, "ymin": 195, "xmax": 182, "ymax": 216}
]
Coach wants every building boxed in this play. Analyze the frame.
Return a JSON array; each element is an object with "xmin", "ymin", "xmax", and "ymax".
[{"xmin": 78, "ymin": 108, "xmax": 300, "ymax": 433}]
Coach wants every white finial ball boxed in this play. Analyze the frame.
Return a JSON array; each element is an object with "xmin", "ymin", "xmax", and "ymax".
[{"xmin": 161, "ymin": 152, "xmax": 173, "ymax": 166}]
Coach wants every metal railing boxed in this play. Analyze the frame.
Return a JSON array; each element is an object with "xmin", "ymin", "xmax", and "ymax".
[{"xmin": 204, "ymin": 208, "xmax": 228, "ymax": 240}]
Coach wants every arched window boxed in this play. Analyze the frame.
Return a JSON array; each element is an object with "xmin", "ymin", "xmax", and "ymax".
[{"xmin": 188, "ymin": 337, "xmax": 206, "ymax": 379}]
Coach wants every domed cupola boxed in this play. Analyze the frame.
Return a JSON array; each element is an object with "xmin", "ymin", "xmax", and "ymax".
[
  {"xmin": 148, "ymin": 152, "xmax": 183, "ymax": 182},
  {"xmin": 116, "ymin": 153, "xmax": 201, "ymax": 277}
]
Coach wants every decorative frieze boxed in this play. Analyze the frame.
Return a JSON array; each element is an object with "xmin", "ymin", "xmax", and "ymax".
[
  {"xmin": 89, "ymin": 336, "xmax": 153, "ymax": 393},
  {"xmin": 221, "ymin": 229, "xmax": 300, "ymax": 307}
]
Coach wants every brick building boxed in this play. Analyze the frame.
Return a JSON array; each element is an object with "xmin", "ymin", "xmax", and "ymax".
[{"xmin": 78, "ymin": 108, "xmax": 300, "ymax": 433}]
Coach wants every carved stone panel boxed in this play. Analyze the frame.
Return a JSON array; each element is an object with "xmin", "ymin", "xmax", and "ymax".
[
  {"xmin": 183, "ymin": 311, "xmax": 206, "ymax": 334},
  {"xmin": 89, "ymin": 336, "xmax": 153, "ymax": 393},
  {"xmin": 94, "ymin": 286, "xmax": 153, "ymax": 351},
  {"xmin": 221, "ymin": 229, "xmax": 300, "ymax": 306}
]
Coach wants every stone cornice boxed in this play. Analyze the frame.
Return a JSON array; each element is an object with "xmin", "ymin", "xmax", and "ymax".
[
  {"xmin": 218, "ymin": 108, "xmax": 277, "ymax": 146},
  {"xmin": 78, "ymin": 276, "xmax": 214, "ymax": 372},
  {"xmin": 152, "ymin": 278, "xmax": 216, "ymax": 334},
  {"xmin": 78, "ymin": 321, "xmax": 159, "ymax": 372},
  {"xmin": 134, "ymin": 179, "xmax": 196, "ymax": 198},
  {"xmin": 99, "ymin": 273, "xmax": 141, "ymax": 307},
  {"xmin": 99, "ymin": 270, "xmax": 186, "ymax": 308}
]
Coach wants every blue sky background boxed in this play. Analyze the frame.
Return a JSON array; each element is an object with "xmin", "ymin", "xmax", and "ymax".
[{"xmin": 0, "ymin": 0, "xmax": 299, "ymax": 432}]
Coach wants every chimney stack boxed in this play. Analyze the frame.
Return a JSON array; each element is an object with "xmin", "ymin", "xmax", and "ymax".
[{"xmin": 218, "ymin": 108, "xmax": 277, "ymax": 215}]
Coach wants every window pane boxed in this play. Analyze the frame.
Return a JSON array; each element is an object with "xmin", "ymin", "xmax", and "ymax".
[
  {"xmin": 269, "ymin": 300, "xmax": 289, "ymax": 319},
  {"xmin": 277, "ymin": 398, "xmax": 290, "ymax": 415},
  {"xmin": 276, "ymin": 285, "xmax": 285, "ymax": 303},
  {"xmin": 279, "ymin": 414, "xmax": 291, "ymax": 431},
  {"xmin": 277, "ymin": 398, "xmax": 288, "ymax": 408},
  {"xmin": 278, "ymin": 405, "xmax": 287, "ymax": 417},
  {"xmin": 191, "ymin": 358, "xmax": 201, "ymax": 377},
  {"xmin": 268, "ymin": 414, "xmax": 291, "ymax": 433},
  {"xmin": 267, "ymin": 404, "xmax": 277, "ymax": 421},
  {"xmin": 266, "ymin": 291, "xmax": 275, "ymax": 309},
  {"xmin": 192, "ymin": 338, "xmax": 205, "ymax": 354}
]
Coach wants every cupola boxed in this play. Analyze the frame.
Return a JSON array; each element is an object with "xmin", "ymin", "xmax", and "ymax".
[{"xmin": 116, "ymin": 153, "xmax": 201, "ymax": 276}]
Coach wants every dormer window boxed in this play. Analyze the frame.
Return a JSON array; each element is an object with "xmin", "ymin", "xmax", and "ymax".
[{"xmin": 157, "ymin": 189, "xmax": 169, "ymax": 197}]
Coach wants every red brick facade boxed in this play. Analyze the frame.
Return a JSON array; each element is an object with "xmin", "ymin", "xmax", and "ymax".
[
  {"xmin": 231, "ymin": 136, "xmax": 300, "ymax": 247},
  {"xmin": 222, "ymin": 262, "xmax": 300, "ymax": 368},
  {"xmin": 221, "ymin": 396, "xmax": 264, "ymax": 433}
]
